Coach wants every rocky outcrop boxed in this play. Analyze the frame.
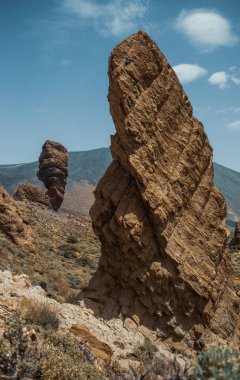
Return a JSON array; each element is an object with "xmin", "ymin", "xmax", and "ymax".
[
  {"xmin": 86, "ymin": 31, "xmax": 238, "ymax": 350},
  {"xmin": 14, "ymin": 183, "xmax": 51, "ymax": 208},
  {"xmin": 230, "ymin": 222, "xmax": 240, "ymax": 248},
  {"xmin": 0, "ymin": 185, "xmax": 33, "ymax": 248},
  {"xmin": 37, "ymin": 140, "xmax": 68, "ymax": 211}
]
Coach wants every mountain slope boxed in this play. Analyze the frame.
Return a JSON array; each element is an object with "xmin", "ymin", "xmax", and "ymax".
[
  {"xmin": 214, "ymin": 163, "xmax": 240, "ymax": 226},
  {"xmin": 0, "ymin": 148, "xmax": 239, "ymax": 224}
]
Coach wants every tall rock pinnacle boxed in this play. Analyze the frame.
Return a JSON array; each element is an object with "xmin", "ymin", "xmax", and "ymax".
[
  {"xmin": 86, "ymin": 31, "xmax": 238, "ymax": 349},
  {"xmin": 37, "ymin": 140, "xmax": 68, "ymax": 211}
]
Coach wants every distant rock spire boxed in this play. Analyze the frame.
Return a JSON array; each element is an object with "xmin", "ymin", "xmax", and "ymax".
[
  {"xmin": 37, "ymin": 140, "xmax": 68, "ymax": 211},
  {"xmin": 230, "ymin": 222, "xmax": 240, "ymax": 248}
]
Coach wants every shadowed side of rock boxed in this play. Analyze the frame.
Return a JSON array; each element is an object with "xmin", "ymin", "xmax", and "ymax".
[
  {"xmin": 37, "ymin": 140, "xmax": 68, "ymax": 211},
  {"xmin": 83, "ymin": 31, "xmax": 239, "ymax": 350}
]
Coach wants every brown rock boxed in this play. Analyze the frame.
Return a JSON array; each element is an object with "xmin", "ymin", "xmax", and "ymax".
[
  {"xmin": 85, "ymin": 31, "xmax": 238, "ymax": 347},
  {"xmin": 70, "ymin": 323, "xmax": 113, "ymax": 363},
  {"xmin": 37, "ymin": 140, "xmax": 68, "ymax": 211},
  {"xmin": 0, "ymin": 185, "xmax": 33, "ymax": 247},
  {"xmin": 14, "ymin": 183, "xmax": 51, "ymax": 208},
  {"xmin": 230, "ymin": 222, "xmax": 240, "ymax": 248}
]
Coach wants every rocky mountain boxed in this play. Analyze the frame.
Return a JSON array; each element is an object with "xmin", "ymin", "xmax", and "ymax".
[
  {"xmin": 0, "ymin": 148, "xmax": 239, "ymax": 225},
  {"xmin": 0, "ymin": 31, "xmax": 240, "ymax": 379}
]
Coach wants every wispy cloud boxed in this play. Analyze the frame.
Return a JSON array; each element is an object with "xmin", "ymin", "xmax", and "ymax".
[
  {"xmin": 216, "ymin": 107, "xmax": 240, "ymax": 114},
  {"xmin": 61, "ymin": 0, "xmax": 148, "ymax": 37},
  {"xmin": 208, "ymin": 67, "xmax": 240, "ymax": 89},
  {"xmin": 208, "ymin": 71, "xmax": 229, "ymax": 89},
  {"xmin": 60, "ymin": 59, "xmax": 74, "ymax": 66},
  {"xmin": 175, "ymin": 9, "xmax": 238, "ymax": 52},
  {"xmin": 227, "ymin": 120, "xmax": 240, "ymax": 131},
  {"xmin": 173, "ymin": 64, "xmax": 207, "ymax": 84}
]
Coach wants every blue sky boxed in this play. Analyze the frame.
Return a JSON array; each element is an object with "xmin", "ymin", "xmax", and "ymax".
[{"xmin": 0, "ymin": 0, "xmax": 239, "ymax": 171}]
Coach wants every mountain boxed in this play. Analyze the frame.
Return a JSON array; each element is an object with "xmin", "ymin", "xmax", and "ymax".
[
  {"xmin": 0, "ymin": 147, "xmax": 239, "ymax": 225},
  {"xmin": 214, "ymin": 163, "xmax": 240, "ymax": 227}
]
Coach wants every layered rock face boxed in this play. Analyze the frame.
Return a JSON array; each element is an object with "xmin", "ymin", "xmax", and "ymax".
[
  {"xmin": 14, "ymin": 183, "xmax": 51, "ymax": 208},
  {"xmin": 37, "ymin": 140, "xmax": 68, "ymax": 211},
  {"xmin": 86, "ymin": 31, "xmax": 238, "ymax": 348},
  {"xmin": 0, "ymin": 185, "xmax": 33, "ymax": 247}
]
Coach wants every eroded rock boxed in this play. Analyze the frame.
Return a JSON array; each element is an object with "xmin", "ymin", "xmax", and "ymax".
[
  {"xmin": 37, "ymin": 140, "xmax": 68, "ymax": 211},
  {"xmin": 85, "ymin": 31, "xmax": 238, "ymax": 349},
  {"xmin": 0, "ymin": 185, "xmax": 33, "ymax": 248},
  {"xmin": 14, "ymin": 183, "xmax": 51, "ymax": 208}
]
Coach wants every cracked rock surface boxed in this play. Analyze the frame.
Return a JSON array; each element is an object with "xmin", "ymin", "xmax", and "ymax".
[{"xmin": 84, "ymin": 31, "xmax": 239, "ymax": 350}]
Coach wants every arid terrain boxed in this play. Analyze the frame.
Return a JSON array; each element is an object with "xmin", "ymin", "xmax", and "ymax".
[{"xmin": 1, "ymin": 30, "xmax": 240, "ymax": 380}]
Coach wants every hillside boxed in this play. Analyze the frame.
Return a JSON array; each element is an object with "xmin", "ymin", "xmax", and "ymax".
[{"xmin": 0, "ymin": 147, "xmax": 239, "ymax": 225}]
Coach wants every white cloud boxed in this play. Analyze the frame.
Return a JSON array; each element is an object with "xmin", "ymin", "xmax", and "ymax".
[
  {"xmin": 175, "ymin": 9, "xmax": 238, "ymax": 52},
  {"xmin": 173, "ymin": 64, "xmax": 207, "ymax": 84},
  {"xmin": 208, "ymin": 71, "xmax": 229, "ymax": 89},
  {"xmin": 62, "ymin": 0, "xmax": 148, "ymax": 37},
  {"xmin": 216, "ymin": 107, "xmax": 240, "ymax": 114},
  {"xmin": 208, "ymin": 68, "xmax": 240, "ymax": 89},
  {"xmin": 227, "ymin": 120, "xmax": 240, "ymax": 131}
]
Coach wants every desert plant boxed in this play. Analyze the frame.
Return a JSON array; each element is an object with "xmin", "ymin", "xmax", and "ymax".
[
  {"xmin": 0, "ymin": 316, "xmax": 39, "ymax": 378},
  {"xmin": 18, "ymin": 297, "xmax": 60, "ymax": 330},
  {"xmin": 195, "ymin": 344, "xmax": 240, "ymax": 379},
  {"xmin": 67, "ymin": 234, "xmax": 78, "ymax": 244},
  {"xmin": 76, "ymin": 253, "xmax": 97, "ymax": 269},
  {"xmin": 130, "ymin": 338, "xmax": 157, "ymax": 368},
  {"xmin": 0, "ymin": 317, "xmax": 107, "ymax": 379}
]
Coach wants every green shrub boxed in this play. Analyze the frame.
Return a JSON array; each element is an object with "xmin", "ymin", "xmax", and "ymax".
[
  {"xmin": 196, "ymin": 345, "xmax": 240, "ymax": 379},
  {"xmin": 67, "ymin": 234, "xmax": 78, "ymax": 244},
  {"xmin": 76, "ymin": 254, "xmax": 97, "ymax": 269}
]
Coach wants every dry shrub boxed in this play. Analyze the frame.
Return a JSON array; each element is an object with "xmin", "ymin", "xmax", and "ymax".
[
  {"xmin": 18, "ymin": 297, "xmax": 60, "ymax": 330},
  {"xmin": 0, "ymin": 317, "xmax": 106, "ymax": 380}
]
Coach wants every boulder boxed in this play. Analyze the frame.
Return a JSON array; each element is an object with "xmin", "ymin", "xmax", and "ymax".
[
  {"xmin": 37, "ymin": 140, "xmax": 68, "ymax": 211},
  {"xmin": 0, "ymin": 185, "xmax": 33, "ymax": 248},
  {"xmin": 85, "ymin": 31, "xmax": 238, "ymax": 349},
  {"xmin": 14, "ymin": 183, "xmax": 51, "ymax": 208}
]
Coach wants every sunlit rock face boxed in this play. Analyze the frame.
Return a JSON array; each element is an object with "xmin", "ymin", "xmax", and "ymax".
[
  {"xmin": 85, "ymin": 31, "xmax": 238, "ymax": 349},
  {"xmin": 37, "ymin": 140, "xmax": 68, "ymax": 211}
]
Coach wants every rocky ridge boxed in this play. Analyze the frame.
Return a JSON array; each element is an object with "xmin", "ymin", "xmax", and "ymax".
[
  {"xmin": 37, "ymin": 140, "xmax": 68, "ymax": 211},
  {"xmin": 86, "ymin": 31, "xmax": 239, "ymax": 351}
]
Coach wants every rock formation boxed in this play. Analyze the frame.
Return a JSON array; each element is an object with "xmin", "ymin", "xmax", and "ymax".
[
  {"xmin": 0, "ymin": 185, "xmax": 33, "ymax": 247},
  {"xmin": 14, "ymin": 183, "xmax": 51, "ymax": 208},
  {"xmin": 37, "ymin": 140, "xmax": 68, "ymax": 211},
  {"xmin": 230, "ymin": 222, "xmax": 240, "ymax": 248},
  {"xmin": 85, "ymin": 31, "xmax": 238, "ymax": 349}
]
